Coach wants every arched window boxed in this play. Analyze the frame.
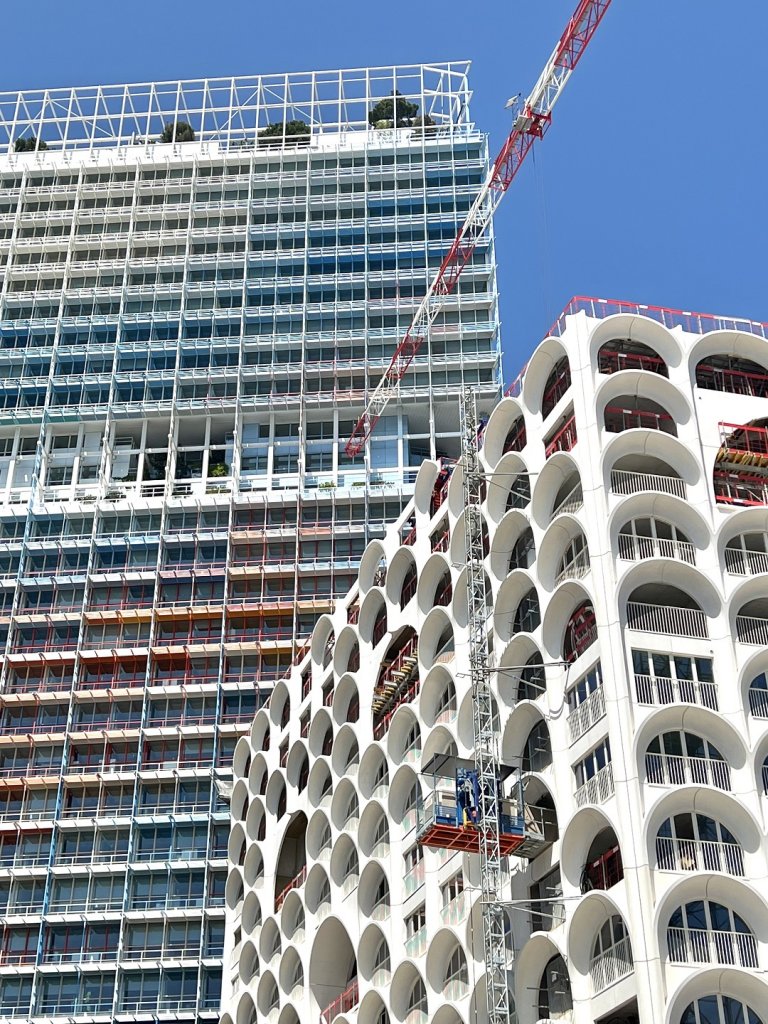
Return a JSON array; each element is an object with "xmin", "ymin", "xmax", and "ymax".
[
  {"xmin": 618, "ymin": 517, "xmax": 695, "ymax": 564},
  {"xmin": 372, "ymin": 759, "xmax": 389, "ymax": 794},
  {"xmin": 435, "ymin": 683, "xmax": 456, "ymax": 723},
  {"xmin": 403, "ymin": 721, "xmax": 421, "ymax": 761},
  {"xmin": 537, "ymin": 954, "xmax": 572, "ymax": 1018},
  {"xmin": 542, "ymin": 357, "xmax": 571, "ymax": 418},
  {"xmin": 513, "ymin": 588, "xmax": 540, "ymax": 634},
  {"xmin": 748, "ymin": 672, "xmax": 768, "ymax": 718},
  {"xmin": 646, "ymin": 731, "xmax": 730, "ymax": 790},
  {"xmin": 563, "ymin": 601, "xmax": 597, "ymax": 663},
  {"xmin": 406, "ymin": 977, "xmax": 427, "ymax": 1021},
  {"xmin": 509, "ymin": 527, "xmax": 536, "ymax": 572},
  {"xmin": 555, "ymin": 532, "xmax": 590, "ymax": 584},
  {"xmin": 656, "ymin": 812, "xmax": 743, "ymax": 876},
  {"xmin": 682, "ymin": 995, "xmax": 764, "ymax": 1024},
  {"xmin": 443, "ymin": 945, "xmax": 469, "ymax": 997},
  {"xmin": 373, "ymin": 938, "xmax": 390, "ymax": 980},
  {"xmin": 371, "ymin": 815, "xmax": 389, "ymax": 854},
  {"xmin": 590, "ymin": 915, "xmax": 632, "ymax": 994},
  {"xmin": 668, "ymin": 900, "xmax": 757, "ymax": 967},
  {"xmin": 342, "ymin": 850, "xmax": 359, "ymax": 887},
  {"xmin": 517, "ymin": 653, "xmax": 545, "ymax": 701},
  {"xmin": 724, "ymin": 531, "xmax": 768, "ymax": 576},
  {"xmin": 522, "ymin": 720, "xmax": 551, "ymax": 773}
]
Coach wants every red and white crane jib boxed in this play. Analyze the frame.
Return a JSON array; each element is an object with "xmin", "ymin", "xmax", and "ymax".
[{"xmin": 344, "ymin": 0, "xmax": 613, "ymax": 458}]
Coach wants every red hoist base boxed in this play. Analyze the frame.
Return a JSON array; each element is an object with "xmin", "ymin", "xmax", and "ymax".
[{"xmin": 418, "ymin": 822, "xmax": 527, "ymax": 856}]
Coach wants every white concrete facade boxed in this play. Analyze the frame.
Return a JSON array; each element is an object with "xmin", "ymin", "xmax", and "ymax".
[{"xmin": 223, "ymin": 306, "xmax": 768, "ymax": 1024}]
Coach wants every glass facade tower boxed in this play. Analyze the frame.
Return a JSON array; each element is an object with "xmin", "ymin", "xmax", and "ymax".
[{"xmin": 0, "ymin": 64, "xmax": 499, "ymax": 1021}]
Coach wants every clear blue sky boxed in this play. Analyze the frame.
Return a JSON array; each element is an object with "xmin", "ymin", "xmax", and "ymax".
[{"xmin": 2, "ymin": 0, "xmax": 765, "ymax": 382}]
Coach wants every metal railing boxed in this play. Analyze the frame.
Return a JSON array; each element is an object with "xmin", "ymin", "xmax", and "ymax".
[
  {"xmin": 567, "ymin": 686, "xmax": 606, "ymax": 743},
  {"xmin": 626, "ymin": 601, "xmax": 708, "ymax": 638},
  {"xmin": 404, "ymin": 925, "xmax": 427, "ymax": 958},
  {"xmin": 552, "ymin": 482, "xmax": 583, "ymax": 517},
  {"xmin": 544, "ymin": 414, "xmax": 577, "ymax": 457},
  {"xmin": 736, "ymin": 615, "xmax": 768, "ymax": 646},
  {"xmin": 667, "ymin": 927, "xmax": 758, "ymax": 968},
  {"xmin": 582, "ymin": 844, "xmax": 623, "ymax": 892},
  {"xmin": 646, "ymin": 752, "xmax": 730, "ymax": 790},
  {"xmin": 574, "ymin": 762, "xmax": 614, "ymax": 807},
  {"xmin": 618, "ymin": 533, "xmax": 695, "ymax": 564},
  {"xmin": 656, "ymin": 835, "xmax": 744, "ymax": 876},
  {"xmin": 589, "ymin": 935, "xmax": 633, "ymax": 993},
  {"xmin": 275, "ymin": 864, "xmax": 307, "ymax": 911},
  {"xmin": 749, "ymin": 686, "xmax": 768, "ymax": 719},
  {"xmin": 319, "ymin": 979, "xmax": 359, "ymax": 1024},
  {"xmin": 610, "ymin": 468, "xmax": 686, "ymax": 499},
  {"xmin": 634, "ymin": 673, "xmax": 718, "ymax": 710},
  {"xmin": 554, "ymin": 548, "xmax": 590, "ymax": 584},
  {"xmin": 724, "ymin": 546, "xmax": 768, "ymax": 576},
  {"xmin": 605, "ymin": 405, "xmax": 676, "ymax": 435}
]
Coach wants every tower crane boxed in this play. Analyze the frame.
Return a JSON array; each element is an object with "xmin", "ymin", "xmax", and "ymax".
[{"xmin": 345, "ymin": 0, "xmax": 613, "ymax": 457}]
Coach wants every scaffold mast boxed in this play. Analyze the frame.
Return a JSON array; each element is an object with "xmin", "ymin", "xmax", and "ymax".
[
  {"xmin": 345, "ymin": 0, "xmax": 614, "ymax": 457},
  {"xmin": 460, "ymin": 386, "xmax": 511, "ymax": 1024}
]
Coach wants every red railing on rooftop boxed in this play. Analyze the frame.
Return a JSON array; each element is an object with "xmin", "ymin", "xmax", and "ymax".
[{"xmin": 550, "ymin": 296, "xmax": 768, "ymax": 341}]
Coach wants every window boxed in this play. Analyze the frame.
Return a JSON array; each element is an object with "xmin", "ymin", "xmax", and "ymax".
[
  {"xmin": 567, "ymin": 662, "xmax": 602, "ymax": 711},
  {"xmin": 632, "ymin": 650, "xmax": 716, "ymax": 708},
  {"xmin": 646, "ymin": 731, "xmax": 729, "ymax": 789},
  {"xmin": 657, "ymin": 813, "xmax": 743, "ymax": 875},
  {"xmin": 668, "ymin": 900, "xmax": 757, "ymax": 968},
  {"xmin": 682, "ymin": 995, "xmax": 763, "ymax": 1024},
  {"xmin": 441, "ymin": 873, "xmax": 463, "ymax": 907}
]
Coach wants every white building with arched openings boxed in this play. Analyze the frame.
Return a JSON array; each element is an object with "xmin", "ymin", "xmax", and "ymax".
[{"xmin": 222, "ymin": 298, "xmax": 768, "ymax": 1024}]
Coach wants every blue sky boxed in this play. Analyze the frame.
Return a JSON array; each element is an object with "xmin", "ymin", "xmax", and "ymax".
[{"xmin": 2, "ymin": 0, "xmax": 765, "ymax": 381}]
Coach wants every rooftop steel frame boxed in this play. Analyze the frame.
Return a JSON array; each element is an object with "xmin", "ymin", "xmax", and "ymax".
[{"xmin": 0, "ymin": 63, "xmax": 472, "ymax": 155}]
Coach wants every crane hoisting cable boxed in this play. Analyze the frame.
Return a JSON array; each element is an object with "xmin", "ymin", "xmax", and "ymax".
[{"xmin": 345, "ymin": 0, "xmax": 614, "ymax": 457}]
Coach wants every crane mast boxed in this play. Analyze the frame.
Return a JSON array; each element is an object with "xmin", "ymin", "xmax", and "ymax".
[
  {"xmin": 345, "ymin": 0, "xmax": 613, "ymax": 458},
  {"xmin": 460, "ymin": 387, "xmax": 512, "ymax": 1024}
]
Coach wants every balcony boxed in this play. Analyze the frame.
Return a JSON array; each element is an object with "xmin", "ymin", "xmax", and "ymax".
[
  {"xmin": 725, "ymin": 546, "xmax": 768, "ymax": 575},
  {"xmin": 626, "ymin": 601, "xmax": 708, "ymax": 639},
  {"xmin": 404, "ymin": 859, "xmax": 425, "ymax": 896},
  {"xmin": 575, "ymin": 763, "xmax": 614, "ymax": 807},
  {"xmin": 667, "ymin": 927, "xmax": 758, "ymax": 968},
  {"xmin": 610, "ymin": 468, "xmax": 686, "ymax": 499},
  {"xmin": 552, "ymin": 481, "xmax": 583, "ymax": 517},
  {"xmin": 634, "ymin": 674, "xmax": 718, "ymax": 710},
  {"xmin": 646, "ymin": 752, "xmax": 730, "ymax": 790},
  {"xmin": 599, "ymin": 347, "xmax": 667, "ymax": 376},
  {"xmin": 656, "ymin": 835, "xmax": 744, "ymax": 877},
  {"xmin": 567, "ymin": 687, "xmax": 606, "ymax": 743},
  {"xmin": 544, "ymin": 414, "xmax": 577, "ymax": 458},
  {"xmin": 714, "ymin": 469, "xmax": 768, "ymax": 507},
  {"xmin": 589, "ymin": 935, "xmax": 633, "ymax": 994},
  {"xmin": 555, "ymin": 548, "xmax": 590, "ymax": 585},
  {"xmin": 736, "ymin": 615, "xmax": 768, "ymax": 646},
  {"xmin": 440, "ymin": 890, "xmax": 468, "ymax": 926},
  {"xmin": 582, "ymin": 844, "xmax": 623, "ymax": 892},
  {"xmin": 404, "ymin": 925, "xmax": 427, "ymax": 958},
  {"xmin": 618, "ymin": 533, "xmax": 695, "ymax": 565},
  {"xmin": 275, "ymin": 864, "xmax": 307, "ymax": 912},
  {"xmin": 605, "ymin": 404, "xmax": 676, "ymax": 436}
]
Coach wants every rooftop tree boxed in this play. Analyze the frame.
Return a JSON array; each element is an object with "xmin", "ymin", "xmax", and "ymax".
[
  {"xmin": 160, "ymin": 120, "xmax": 195, "ymax": 143},
  {"xmin": 368, "ymin": 90, "xmax": 419, "ymax": 128}
]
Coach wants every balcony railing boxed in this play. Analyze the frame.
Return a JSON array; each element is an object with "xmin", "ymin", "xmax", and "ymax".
[
  {"xmin": 575, "ymin": 762, "xmax": 614, "ymax": 807},
  {"xmin": 275, "ymin": 864, "xmax": 307, "ymax": 911},
  {"xmin": 552, "ymin": 481, "xmax": 583, "ymax": 517},
  {"xmin": 724, "ymin": 546, "xmax": 768, "ymax": 576},
  {"xmin": 714, "ymin": 470, "xmax": 768, "ymax": 508},
  {"xmin": 319, "ymin": 974, "xmax": 360, "ymax": 1024},
  {"xmin": 610, "ymin": 468, "xmax": 686, "ymax": 499},
  {"xmin": 749, "ymin": 686, "xmax": 768, "ymax": 718},
  {"xmin": 697, "ymin": 363, "xmax": 768, "ymax": 397},
  {"xmin": 545, "ymin": 415, "xmax": 577, "ymax": 457},
  {"xmin": 626, "ymin": 601, "xmax": 708, "ymax": 639},
  {"xmin": 589, "ymin": 935, "xmax": 633, "ymax": 994},
  {"xmin": 440, "ymin": 890, "xmax": 468, "ymax": 926},
  {"xmin": 404, "ymin": 859, "xmax": 425, "ymax": 895},
  {"xmin": 567, "ymin": 686, "xmax": 605, "ymax": 743},
  {"xmin": 582, "ymin": 844, "xmax": 623, "ymax": 892},
  {"xmin": 605, "ymin": 405, "xmax": 676, "ymax": 435},
  {"xmin": 618, "ymin": 533, "xmax": 695, "ymax": 564},
  {"xmin": 555, "ymin": 548, "xmax": 590, "ymax": 584},
  {"xmin": 719, "ymin": 421, "xmax": 768, "ymax": 458},
  {"xmin": 656, "ymin": 835, "xmax": 744, "ymax": 876},
  {"xmin": 667, "ymin": 927, "xmax": 758, "ymax": 968},
  {"xmin": 735, "ymin": 615, "xmax": 768, "ymax": 646},
  {"xmin": 646, "ymin": 752, "xmax": 730, "ymax": 790},
  {"xmin": 634, "ymin": 673, "xmax": 718, "ymax": 710},
  {"xmin": 404, "ymin": 925, "xmax": 427, "ymax": 958},
  {"xmin": 599, "ymin": 349, "xmax": 667, "ymax": 375}
]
